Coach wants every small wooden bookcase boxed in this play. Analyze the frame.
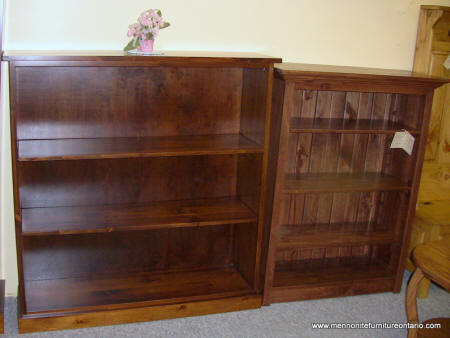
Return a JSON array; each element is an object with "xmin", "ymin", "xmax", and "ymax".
[
  {"xmin": 261, "ymin": 63, "xmax": 447, "ymax": 305},
  {"xmin": 5, "ymin": 51, "xmax": 281, "ymax": 332}
]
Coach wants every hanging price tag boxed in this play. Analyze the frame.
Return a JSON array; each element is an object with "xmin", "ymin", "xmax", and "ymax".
[
  {"xmin": 390, "ymin": 130, "xmax": 415, "ymax": 155},
  {"xmin": 444, "ymin": 55, "xmax": 450, "ymax": 70}
]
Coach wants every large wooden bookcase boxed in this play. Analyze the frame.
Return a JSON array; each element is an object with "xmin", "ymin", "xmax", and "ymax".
[
  {"xmin": 261, "ymin": 63, "xmax": 447, "ymax": 305},
  {"xmin": 5, "ymin": 51, "xmax": 281, "ymax": 332}
]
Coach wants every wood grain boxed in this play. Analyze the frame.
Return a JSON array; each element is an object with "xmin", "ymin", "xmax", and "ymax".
[
  {"xmin": 392, "ymin": 90, "xmax": 436, "ymax": 292},
  {"xmin": 21, "ymin": 197, "xmax": 257, "ymax": 236},
  {"xmin": 3, "ymin": 50, "xmax": 281, "ymax": 66},
  {"xmin": 410, "ymin": 9, "xmax": 450, "ymax": 301},
  {"xmin": 19, "ymin": 156, "xmax": 237, "ymax": 208},
  {"xmin": 413, "ymin": 5, "xmax": 450, "ymax": 210},
  {"xmin": 418, "ymin": 318, "xmax": 450, "ymax": 338},
  {"xmin": 284, "ymin": 173, "xmax": 410, "ymax": 193},
  {"xmin": 413, "ymin": 8, "xmax": 444, "ymax": 75},
  {"xmin": 270, "ymin": 277, "xmax": 394, "ymax": 303},
  {"xmin": 24, "ymin": 267, "xmax": 253, "ymax": 314},
  {"xmin": 261, "ymin": 82, "xmax": 294, "ymax": 304},
  {"xmin": 277, "ymin": 223, "xmax": 397, "ymax": 250},
  {"xmin": 22, "ymin": 226, "xmax": 233, "ymax": 281},
  {"xmin": 260, "ymin": 78, "xmax": 285, "ymax": 294},
  {"xmin": 18, "ymin": 135, "xmax": 264, "ymax": 161},
  {"xmin": 417, "ymin": 162, "xmax": 450, "ymax": 201},
  {"xmin": 18, "ymin": 295, "xmax": 261, "ymax": 333},
  {"xmin": 436, "ymin": 80, "xmax": 450, "ymax": 163},
  {"xmin": 15, "ymin": 66, "xmax": 243, "ymax": 140},
  {"xmin": 406, "ymin": 266, "xmax": 425, "ymax": 338},
  {"xmin": 426, "ymin": 54, "xmax": 449, "ymax": 160},
  {"xmin": 273, "ymin": 256, "xmax": 393, "ymax": 288},
  {"xmin": 290, "ymin": 118, "xmax": 419, "ymax": 134},
  {"xmin": 263, "ymin": 63, "xmax": 444, "ymax": 305},
  {"xmin": 412, "ymin": 238, "xmax": 450, "ymax": 290},
  {"xmin": 8, "ymin": 53, "xmax": 278, "ymax": 329},
  {"xmin": 275, "ymin": 63, "xmax": 448, "ymax": 94}
]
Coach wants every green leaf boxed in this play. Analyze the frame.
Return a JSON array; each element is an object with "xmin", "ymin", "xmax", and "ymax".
[
  {"xmin": 157, "ymin": 10, "xmax": 162, "ymax": 16},
  {"xmin": 161, "ymin": 22, "xmax": 170, "ymax": 29},
  {"xmin": 146, "ymin": 32, "xmax": 154, "ymax": 40},
  {"xmin": 123, "ymin": 39, "xmax": 137, "ymax": 51}
]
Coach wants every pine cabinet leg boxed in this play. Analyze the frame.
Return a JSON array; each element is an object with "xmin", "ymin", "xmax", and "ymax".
[
  {"xmin": 417, "ymin": 277, "xmax": 431, "ymax": 298},
  {"xmin": 406, "ymin": 267, "xmax": 425, "ymax": 338}
]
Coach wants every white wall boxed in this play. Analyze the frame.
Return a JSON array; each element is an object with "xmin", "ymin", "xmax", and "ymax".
[{"xmin": 1, "ymin": 0, "xmax": 450, "ymax": 295}]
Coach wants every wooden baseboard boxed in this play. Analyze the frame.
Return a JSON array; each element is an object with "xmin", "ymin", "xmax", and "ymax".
[
  {"xmin": 268, "ymin": 278, "xmax": 395, "ymax": 304},
  {"xmin": 18, "ymin": 294, "xmax": 261, "ymax": 333}
]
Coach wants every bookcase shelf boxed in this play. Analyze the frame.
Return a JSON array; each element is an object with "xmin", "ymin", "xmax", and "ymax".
[
  {"xmin": 22, "ymin": 197, "xmax": 257, "ymax": 236},
  {"xmin": 262, "ymin": 63, "xmax": 447, "ymax": 305},
  {"xmin": 24, "ymin": 267, "xmax": 253, "ymax": 314},
  {"xmin": 18, "ymin": 134, "xmax": 264, "ymax": 161},
  {"xmin": 290, "ymin": 117, "xmax": 420, "ymax": 134},
  {"xmin": 7, "ymin": 52, "xmax": 281, "ymax": 332},
  {"xmin": 271, "ymin": 257, "xmax": 395, "ymax": 302},
  {"xmin": 283, "ymin": 173, "xmax": 410, "ymax": 193},
  {"xmin": 273, "ymin": 256, "xmax": 394, "ymax": 288},
  {"xmin": 277, "ymin": 223, "xmax": 398, "ymax": 250}
]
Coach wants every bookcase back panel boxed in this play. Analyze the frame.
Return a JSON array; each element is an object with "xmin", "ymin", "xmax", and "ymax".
[
  {"xmin": 233, "ymin": 221, "xmax": 259, "ymax": 287},
  {"xmin": 240, "ymin": 68, "xmax": 270, "ymax": 145},
  {"xmin": 279, "ymin": 191, "xmax": 408, "ymax": 229},
  {"xmin": 22, "ymin": 225, "xmax": 233, "ymax": 281},
  {"xmin": 287, "ymin": 133, "xmax": 387, "ymax": 174},
  {"xmin": 19, "ymin": 155, "xmax": 237, "ymax": 208},
  {"xmin": 287, "ymin": 133, "xmax": 417, "ymax": 184},
  {"xmin": 15, "ymin": 67, "xmax": 243, "ymax": 139},
  {"xmin": 275, "ymin": 243, "xmax": 392, "ymax": 266},
  {"xmin": 290, "ymin": 89, "xmax": 424, "ymax": 131}
]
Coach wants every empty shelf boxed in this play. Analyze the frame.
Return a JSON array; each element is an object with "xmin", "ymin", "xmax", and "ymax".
[
  {"xmin": 290, "ymin": 118, "xmax": 419, "ymax": 134},
  {"xmin": 277, "ymin": 223, "xmax": 397, "ymax": 250},
  {"xmin": 273, "ymin": 257, "xmax": 394, "ymax": 288},
  {"xmin": 24, "ymin": 267, "xmax": 254, "ymax": 314},
  {"xmin": 22, "ymin": 197, "xmax": 257, "ymax": 236},
  {"xmin": 18, "ymin": 134, "xmax": 264, "ymax": 161}
]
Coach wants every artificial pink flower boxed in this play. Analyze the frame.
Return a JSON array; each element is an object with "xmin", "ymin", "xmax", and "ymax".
[{"xmin": 124, "ymin": 9, "xmax": 170, "ymax": 52}]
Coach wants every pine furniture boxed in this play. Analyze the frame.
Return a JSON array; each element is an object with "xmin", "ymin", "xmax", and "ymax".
[
  {"xmin": 406, "ymin": 238, "xmax": 450, "ymax": 338},
  {"xmin": 406, "ymin": 201, "xmax": 450, "ymax": 298},
  {"xmin": 4, "ymin": 51, "xmax": 281, "ymax": 332},
  {"xmin": 407, "ymin": 5, "xmax": 450, "ymax": 298},
  {"xmin": 262, "ymin": 63, "xmax": 448, "ymax": 305}
]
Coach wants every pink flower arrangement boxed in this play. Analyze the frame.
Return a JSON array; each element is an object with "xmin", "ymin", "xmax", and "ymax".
[{"xmin": 124, "ymin": 9, "xmax": 170, "ymax": 52}]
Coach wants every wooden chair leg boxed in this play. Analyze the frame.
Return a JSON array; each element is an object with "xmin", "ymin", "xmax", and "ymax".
[
  {"xmin": 406, "ymin": 267, "xmax": 425, "ymax": 338},
  {"xmin": 417, "ymin": 277, "xmax": 431, "ymax": 298}
]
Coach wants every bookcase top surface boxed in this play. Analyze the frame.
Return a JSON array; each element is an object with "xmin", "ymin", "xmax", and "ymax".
[
  {"xmin": 420, "ymin": 5, "xmax": 450, "ymax": 11},
  {"xmin": 3, "ymin": 50, "xmax": 281, "ymax": 64},
  {"xmin": 275, "ymin": 62, "xmax": 449, "ymax": 88}
]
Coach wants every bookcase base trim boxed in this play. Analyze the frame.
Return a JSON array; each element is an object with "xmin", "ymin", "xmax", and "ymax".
[
  {"xmin": 267, "ymin": 277, "xmax": 395, "ymax": 304},
  {"xmin": 0, "ymin": 280, "xmax": 4, "ymax": 334},
  {"xmin": 18, "ymin": 294, "xmax": 261, "ymax": 333}
]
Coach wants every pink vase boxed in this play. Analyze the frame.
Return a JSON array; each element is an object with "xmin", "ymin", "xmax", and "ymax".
[{"xmin": 137, "ymin": 40, "xmax": 154, "ymax": 53}]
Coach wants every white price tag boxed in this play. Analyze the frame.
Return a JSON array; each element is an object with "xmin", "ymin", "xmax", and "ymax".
[
  {"xmin": 390, "ymin": 130, "xmax": 415, "ymax": 155},
  {"xmin": 444, "ymin": 55, "xmax": 450, "ymax": 70}
]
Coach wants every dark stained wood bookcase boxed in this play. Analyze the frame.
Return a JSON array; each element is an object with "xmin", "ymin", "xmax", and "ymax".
[
  {"xmin": 261, "ymin": 63, "xmax": 448, "ymax": 305},
  {"xmin": 4, "ymin": 51, "xmax": 281, "ymax": 332}
]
